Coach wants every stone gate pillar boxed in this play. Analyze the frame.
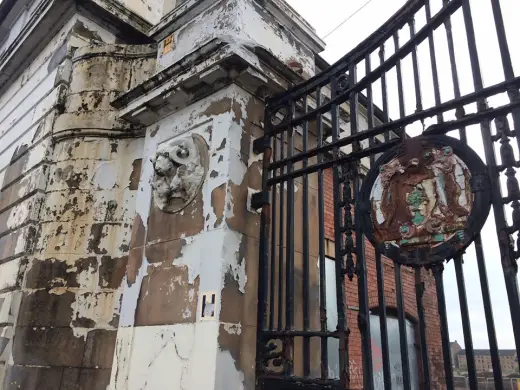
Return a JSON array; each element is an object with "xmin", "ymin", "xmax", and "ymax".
[
  {"xmin": 110, "ymin": 85, "xmax": 265, "ymax": 390},
  {"xmin": 106, "ymin": 1, "xmax": 325, "ymax": 389}
]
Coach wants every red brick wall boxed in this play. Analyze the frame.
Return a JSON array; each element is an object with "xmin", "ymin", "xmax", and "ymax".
[{"xmin": 323, "ymin": 169, "xmax": 445, "ymax": 389}]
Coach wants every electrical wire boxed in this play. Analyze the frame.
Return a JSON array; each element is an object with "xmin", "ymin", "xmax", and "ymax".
[{"xmin": 322, "ymin": 0, "xmax": 376, "ymax": 40}]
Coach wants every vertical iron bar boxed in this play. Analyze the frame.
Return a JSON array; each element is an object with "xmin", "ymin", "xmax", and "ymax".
[
  {"xmin": 379, "ymin": 44, "xmax": 391, "ymax": 141},
  {"xmin": 462, "ymin": 0, "xmax": 520, "ymax": 360},
  {"xmin": 256, "ymin": 106, "xmax": 273, "ymax": 375},
  {"xmin": 474, "ymin": 235, "xmax": 504, "ymax": 389},
  {"xmin": 453, "ymin": 256, "xmax": 478, "ymax": 390},
  {"xmin": 302, "ymin": 96, "xmax": 311, "ymax": 377},
  {"xmin": 376, "ymin": 251, "xmax": 392, "ymax": 390},
  {"xmin": 489, "ymin": 0, "xmax": 520, "ymax": 154},
  {"xmin": 285, "ymin": 102, "xmax": 296, "ymax": 376},
  {"xmin": 442, "ymin": 0, "xmax": 467, "ymax": 142},
  {"xmin": 432, "ymin": 264, "xmax": 454, "ymax": 390},
  {"xmin": 415, "ymin": 268, "xmax": 431, "ymax": 390},
  {"xmin": 316, "ymin": 87, "xmax": 329, "ymax": 379},
  {"xmin": 425, "ymin": 0, "xmax": 442, "ymax": 123},
  {"xmin": 367, "ymin": 54, "xmax": 375, "ymax": 164},
  {"xmin": 269, "ymin": 132, "xmax": 278, "ymax": 330},
  {"xmin": 444, "ymin": 13, "xmax": 477, "ymax": 386},
  {"xmin": 395, "ymin": 264, "xmax": 412, "ymax": 390},
  {"xmin": 350, "ymin": 63, "xmax": 374, "ymax": 390},
  {"xmin": 408, "ymin": 16, "xmax": 424, "ymax": 115},
  {"xmin": 331, "ymin": 76, "xmax": 350, "ymax": 389},
  {"xmin": 393, "ymin": 32, "xmax": 406, "ymax": 138},
  {"xmin": 278, "ymin": 131, "xmax": 285, "ymax": 331}
]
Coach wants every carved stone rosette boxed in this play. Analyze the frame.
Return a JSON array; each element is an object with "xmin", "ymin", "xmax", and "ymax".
[{"xmin": 150, "ymin": 134, "xmax": 209, "ymax": 213}]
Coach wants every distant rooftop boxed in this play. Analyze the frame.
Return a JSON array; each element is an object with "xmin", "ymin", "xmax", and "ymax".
[{"xmin": 456, "ymin": 350, "xmax": 517, "ymax": 357}]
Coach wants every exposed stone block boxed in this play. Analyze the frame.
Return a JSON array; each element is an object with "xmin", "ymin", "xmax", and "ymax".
[
  {"xmin": 2, "ymin": 365, "xmax": 63, "ymax": 390},
  {"xmin": 135, "ymin": 262, "xmax": 199, "ymax": 326},
  {"xmin": 17, "ymin": 290, "xmax": 75, "ymax": 327},
  {"xmin": 12, "ymin": 327, "xmax": 87, "ymax": 367},
  {"xmin": 83, "ymin": 329, "xmax": 117, "ymax": 369}
]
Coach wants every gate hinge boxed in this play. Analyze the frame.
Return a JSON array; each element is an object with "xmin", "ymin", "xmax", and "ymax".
[
  {"xmin": 253, "ymin": 136, "xmax": 271, "ymax": 155},
  {"xmin": 250, "ymin": 191, "xmax": 270, "ymax": 210},
  {"xmin": 471, "ymin": 173, "xmax": 491, "ymax": 193}
]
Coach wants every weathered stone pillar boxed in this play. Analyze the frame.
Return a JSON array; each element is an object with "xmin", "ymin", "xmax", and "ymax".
[
  {"xmin": 3, "ymin": 43, "xmax": 156, "ymax": 389},
  {"xmin": 110, "ymin": 85, "xmax": 265, "ymax": 390},
  {"xmin": 101, "ymin": 1, "xmax": 326, "ymax": 389}
]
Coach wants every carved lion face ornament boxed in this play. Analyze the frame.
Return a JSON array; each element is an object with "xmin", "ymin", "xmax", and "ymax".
[{"xmin": 150, "ymin": 134, "xmax": 209, "ymax": 213}]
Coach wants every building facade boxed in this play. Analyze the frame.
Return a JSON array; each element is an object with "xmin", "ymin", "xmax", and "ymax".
[
  {"xmin": 0, "ymin": 0, "xmax": 445, "ymax": 389},
  {"xmin": 456, "ymin": 349, "xmax": 518, "ymax": 374}
]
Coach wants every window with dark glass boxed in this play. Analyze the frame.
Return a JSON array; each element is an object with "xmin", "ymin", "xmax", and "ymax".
[
  {"xmin": 370, "ymin": 313, "xmax": 420, "ymax": 390},
  {"xmin": 323, "ymin": 257, "xmax": 420, "ymax": 389}
]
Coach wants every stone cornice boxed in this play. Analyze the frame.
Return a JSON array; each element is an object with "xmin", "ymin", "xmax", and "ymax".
[
  {"xmin": 78, "ymin": 0, "xmax": 152, "ymax": 38},
  {"xmin": 262, "ymin": 0, "xmax": 325, "ymax": 54},
  {"xmin": 111, "ymin": 38, "xmax": 306, "ymax": 126},
  {"xmin": 150, "ymin": 0, "xmax": 325, "ymax": 55},
  {"xmin": 0, "ymin": 0, "xmax": 152, "ymax": 96},
  {"xmin": 0, "ymin": 0, "xmax": 73, "ymax": 94},
  {"xmin": 52, "ymin": 42, "xmax": 156, "ymax": 141}
]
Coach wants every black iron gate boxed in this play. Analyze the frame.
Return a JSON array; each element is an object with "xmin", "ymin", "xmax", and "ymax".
[{"xmin": 255, "ymin": 0, "xmax": 520, "ymax": 389}]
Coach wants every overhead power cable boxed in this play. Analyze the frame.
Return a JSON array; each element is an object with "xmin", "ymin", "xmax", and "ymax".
[{"xmin": 322, "ymin": 0, "xmax": 376, "ymax": 40}]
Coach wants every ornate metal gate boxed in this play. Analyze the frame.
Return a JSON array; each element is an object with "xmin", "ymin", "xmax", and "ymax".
[{"xmin": 254, "ymin": 0, "xmax": 520, "ymax": 389}]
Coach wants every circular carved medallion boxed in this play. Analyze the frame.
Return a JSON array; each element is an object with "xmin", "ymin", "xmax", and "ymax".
[
  {"xmin": 150, "ymin": 134, "xmax": 209, "ymax": 213},
  {"xmin": 360, "ymin": 135, "xmax": 491, "ymax": 266}
]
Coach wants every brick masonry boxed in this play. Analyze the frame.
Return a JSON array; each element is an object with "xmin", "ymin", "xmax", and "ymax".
[{"xmin": 323, "ymin": 168, "xmax": 445, "ymax": 389}]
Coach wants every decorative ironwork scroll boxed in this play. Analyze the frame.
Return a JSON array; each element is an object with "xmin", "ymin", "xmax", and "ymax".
[{"xmin": 361, "ymin": 135, "xmax": 491, "ymax": 266}]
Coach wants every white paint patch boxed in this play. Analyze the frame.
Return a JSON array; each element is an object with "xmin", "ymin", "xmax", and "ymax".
[
  {"xmin": 116, "ymin": 322, "xmax": 219, "ymax": 390},
  {"xmin": 109, "ymin": 327, "xmax": 134, "ymax": 390},
  {"xmin": 70, "ymin": 291, "xmax": 121, "ymax": 339},
  {"xmin": 6, "ymin": 203, "xmax": 30, "ymax": 230},
  {"xmin": 0, "ymin": 259, "xmax": 20, "ymax": 291},
  {"xmin": 173, "ymin": 236, "xmax": 202, "ymax": 284},
  {"xmin": 223, "ymin": 322, "xmax": 242, "ymax": 335},
  {"xmin": 222, "ymin": 229, "xmax": 246, "ymax": 294},
  {"xmin": 0, "ymin": 292, "xmax": 16, "ymax": 324},
  {"xmin": 92, "ymin": 161, "xmax": 118, "ymax": 189},
  {"xmin": 228, "ymin": 150, "xmax": 247, "ymax": 186},
  {"xmin": 215, "ymin": 349, "xmax": 245, "ymax": 390}
]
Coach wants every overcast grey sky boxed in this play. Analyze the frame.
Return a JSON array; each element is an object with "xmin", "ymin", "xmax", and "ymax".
[{"xmin": 286, "ymin": 0, "xmax": 519, "ymax": 350}]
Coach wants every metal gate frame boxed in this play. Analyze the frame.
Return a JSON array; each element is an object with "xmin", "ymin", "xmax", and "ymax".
[{"xmin": 255, "ymin": 0, "xmax": 520, "ymax": 389}]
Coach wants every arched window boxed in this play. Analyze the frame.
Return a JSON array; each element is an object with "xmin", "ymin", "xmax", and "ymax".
[
  {"xmin": 369, "ymin": 312, "xmax": 420, "ymax": 390},
  {"xmin": 323, "ymin": 257, "xmax": 420, "ymax": 389}
]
